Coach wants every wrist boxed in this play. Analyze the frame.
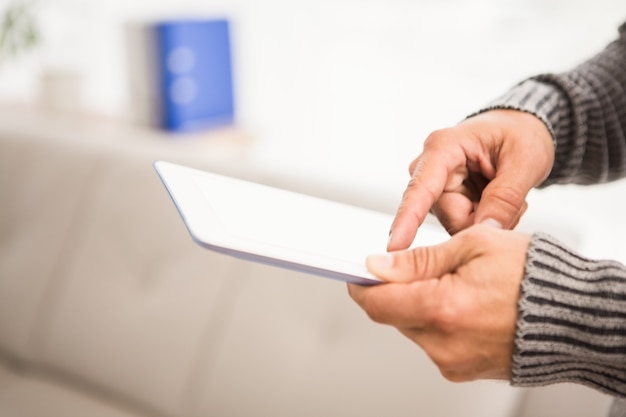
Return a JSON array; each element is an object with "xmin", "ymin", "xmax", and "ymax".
[{"xmin": 468, "ymin": 79, "xmax": 561, "ymax": 146}]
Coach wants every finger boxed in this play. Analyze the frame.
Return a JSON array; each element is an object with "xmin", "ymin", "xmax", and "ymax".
[
  {"xmin": 347, "ymin": 280, "xmax": 440, "ymax": 328},
  {"xmin": 430, "ymin": 191, "xmax": 475, "ymax": 235},
  {"xmin": 387, "ymin": 159, "xmax": 446, "ymax": 251},
  {"xmin": 367, "ymin": 238, "xmax": 464, "ymax": 283},
  {"xmin": 388, "ymin": 148, "xmax": 465, "ymax": 251},
  {"xmin": 511, "ymin": 200, "xmax": 529, "ymax": 228},
  {"xmin": 473, "ymin": 174, "xmax": 532, "ymax": 229}
]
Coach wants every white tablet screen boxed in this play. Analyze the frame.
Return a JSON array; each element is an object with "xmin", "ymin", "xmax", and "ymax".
[{"xmin": 155, "ymin": 161, "xmax": 449, "ymax": 285}]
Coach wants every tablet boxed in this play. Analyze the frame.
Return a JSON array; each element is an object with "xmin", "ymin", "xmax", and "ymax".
[{"xmin": 154, "ymin": 161, "xmax": 449, "ymax": 285}]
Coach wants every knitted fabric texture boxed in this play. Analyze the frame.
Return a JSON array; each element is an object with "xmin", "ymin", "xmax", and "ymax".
[
  {"xmin": 473, "ymin": 22, "xmax": 626, "ymax": 406},
  {"xmin": 514, "ymin": 233, "xmax": 626, "ymax": 398}
]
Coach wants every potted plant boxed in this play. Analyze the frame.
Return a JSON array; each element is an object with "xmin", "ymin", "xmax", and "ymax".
[{"xmin": 0, "ymin": 0, "xmax": 39, "ymax": 61}]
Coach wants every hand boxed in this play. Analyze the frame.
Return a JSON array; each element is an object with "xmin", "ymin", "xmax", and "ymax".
[
  {"xmin": 348, "ymin": 225, "xmax": 531, "ymax": 381},
  {"xmin": 388, "ymin": 109, "xmax": 554, "ymax": 251}
]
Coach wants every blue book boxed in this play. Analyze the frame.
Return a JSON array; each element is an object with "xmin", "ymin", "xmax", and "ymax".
[{"xmin": 155, "ymin": 19, "xmax": 235, "ymax": 132}]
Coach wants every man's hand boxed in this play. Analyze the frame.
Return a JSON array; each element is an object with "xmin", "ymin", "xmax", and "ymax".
[
  {"xmin": 349, "ymin": 225, "xmax": 531, "ymax": 381},
  {"xmin": 387, "ymin": 109, "xmax": 554, "ymax": 251}
]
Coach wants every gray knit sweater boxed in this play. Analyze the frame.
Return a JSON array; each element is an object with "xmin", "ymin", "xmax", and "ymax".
[{"xmin": 477, "ymin": 22, "xmax": 626, "ymax": 413}]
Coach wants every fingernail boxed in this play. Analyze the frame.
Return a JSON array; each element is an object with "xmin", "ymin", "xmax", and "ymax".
[
  {"xmin": 481, "ymin": 218, "xmax": 503, "ymax": 229},
  {"xmin": 366, "ymin": 253, "xmax": 394, "ymax": 272}
]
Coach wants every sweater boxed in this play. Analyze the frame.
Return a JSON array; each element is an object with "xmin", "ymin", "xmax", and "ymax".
[{"xmin": 476, "ymin": 22, "xmax": 626, "ymax": 413}]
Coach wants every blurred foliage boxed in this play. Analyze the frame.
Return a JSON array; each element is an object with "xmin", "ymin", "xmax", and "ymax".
[{"xmin": 0, "ymin": 0, "xmax": 39, "ymax": 60}]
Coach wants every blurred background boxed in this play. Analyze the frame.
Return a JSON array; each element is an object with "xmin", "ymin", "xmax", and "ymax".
[
  {"xmin": 1, "ymin": 0, "xmax": 626, "ymax": 416},
  {"xmin": 2, "ymin": 0, "xmax": 626, "ymax": 215}
]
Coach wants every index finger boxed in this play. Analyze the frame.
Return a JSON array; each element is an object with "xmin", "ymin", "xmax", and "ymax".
[{"xmin": 387, "ymin": 149, "xmax": 462, "ymax": 251}]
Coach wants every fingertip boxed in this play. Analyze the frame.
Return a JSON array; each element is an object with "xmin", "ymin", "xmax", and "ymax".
[
  {"xmin": 386, "ymin": 233, "xmax": 400, "ymax": 252},
  {"xmin": 386, "ymin": 227, "xmax": 415, "ymax": 252},
  {"xmin": 366, "ymin": 251, "xmax": 416, "ymax": 284}
]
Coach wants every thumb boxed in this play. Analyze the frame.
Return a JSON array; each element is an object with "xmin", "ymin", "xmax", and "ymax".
[
  {"xmin": 366, "ymin": 239, "xmax": 461, "ymax": 283},
  {"xmin": 474, "ymin": 176, "xmax": 530, "ymax": 230}
]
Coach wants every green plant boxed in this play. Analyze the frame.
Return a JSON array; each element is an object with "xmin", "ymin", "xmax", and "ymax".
[{"xmin": 0, "ymin": 0, "xmax": 39, "ymax": 60}]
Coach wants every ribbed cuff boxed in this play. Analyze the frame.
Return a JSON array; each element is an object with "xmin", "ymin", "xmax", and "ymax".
[
  {"xmin": 513, "ymin": 233, "xmax": 626, "ymax": 398},
  {"xmin": 467, "ymin": 79, "xmax": 563, "ymax": 146}
]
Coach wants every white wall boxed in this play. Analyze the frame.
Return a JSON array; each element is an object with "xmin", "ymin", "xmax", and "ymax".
[
  {"xmin": 2, "ymin": 0, "xmax": 625, "ymax": 207},
  {"xmin": 3, "ymin": 0, "xmax": 625, "ymax": 128}
]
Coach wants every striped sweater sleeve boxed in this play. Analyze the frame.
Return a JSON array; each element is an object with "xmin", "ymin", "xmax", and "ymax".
[
  {"xmin": 514, "ymin": 233, "xmax": 626, "ymax": 398},
  {"xmin": 472, "ymin": 23, "xmax": 626, "ymax": 398},
  {"xmin": 477, "ymin": 22, "xmax": 626, "ymax": 186}
]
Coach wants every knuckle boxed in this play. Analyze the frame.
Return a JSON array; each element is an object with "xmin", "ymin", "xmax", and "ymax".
[
  {"xmin": 423, "ymin": 129, "xmax": 449, "ymax": 149},
  {"xmin": 366, "ymin": 310, "xmax": 386, "ymax": 324},
  {"xmin": 431, "ymin": 302, "xmax": 461, "ymax": 334},
  {"xmin": 418, "ymin": 286, "xmax": 460, "ymax": 332},
  {"xmin": 430, "ymin": 350, "xmax": 463, "ymax": 380},
  {"xmin": 439, "ymin": 367, "xmax": 471, "ymax": 383},
  {"xmin": 430, "ymin": 347, "xmax": 475, "ymax": 383},
  {"xmin": 349, "ymin": 287, "xmax": 387, "ymax": 324}
]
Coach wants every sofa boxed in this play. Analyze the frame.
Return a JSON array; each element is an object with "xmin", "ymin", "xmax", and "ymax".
[{"xmin": 0, "ymin": 108, "xmax": 611, "ymax": 417}]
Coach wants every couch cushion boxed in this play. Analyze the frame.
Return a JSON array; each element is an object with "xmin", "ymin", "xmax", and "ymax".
[
  {"xmin": 0, "ymin": 138, "xmax": 100, "ymax": 362},
  {"xmin": 33, "ymin": 153, "xmax": 238, "ymax": 417},
  {"xmin": 0, "ymin": 362, "xmax": 144, "ymax": 417}
]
